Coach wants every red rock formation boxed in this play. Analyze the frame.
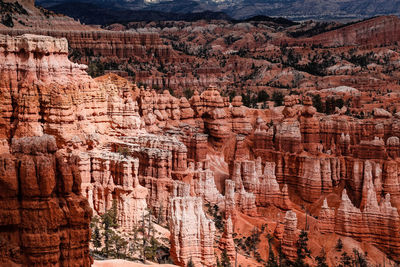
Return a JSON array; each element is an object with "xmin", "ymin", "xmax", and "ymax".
[
  {"xmin": 202, "ymin": 91, "xmax": 230, "ymax": 147},
  {"xmin": 335, "ymin": 188, "xmax": 400, "ymax": 260},
  {"xmin": 230, "ymin": 159, "xmax": 290, "ymax": 210},
  {"xmin": 192, "ymin": 162, "xmax": 224, "ymax": 205},
  {"xmin": 0, "ymin": 135, "xmax": 92, "ymax": 266},
  {"xmin": 237, "ymin": 187, "xmax": 258, "ymax": 216},
  {"xmin": 300, "ymin": 96, "xmax": 320, "ymax": 154},
  {"xmin": 354, "ymin": 137, "xmax": 387, "ymax": 160},
  {"xmin": 79, "ymin": 151, "xmax": 148, "ymax": 230},
  {"xmin": 295, "ymin": 16, "xmax": 400, "ymax": 47},
  {"xmin": 254, "ymin": 117, "xmax": 274, "ymax": 151},
  {"xmin": 317, "ymin": 198, "xmax": 335, "ymax": 234},
  {"xmin": 0, "ymin": 33, "xmax": 110, "ymax": 145},
  {"xmin": 275, "ymin": 96, "xmax": 302, "ymax": 154},
  {"xmin": 281, "ymin": 210, "xmax": 298, "ymax": 261},
  {"xmin": 180, "ymin": 129, "xmax": 208, "ymax": 162},
  {"xmin": 387, "ymin": 136, "xmax": 400, "ymax": 158},
  {"xmin": 4, "ymin": 23, "xmax": 400, "ymax": 265},
  {"xmin": 224, "ymin": 179, "xmax": 236, "ymax": 219},
  {"xmin": 1, "ymin": 29, "xmax": 174, "ymax": 64},
  {"xmin": 218, "ymin": 216, "xmax": 236, "ymax": 262},
  {"xmin": 169, "ymin": 196, "xmax": 216, "ymax": 267},
  {"xmin": 231, "ymin": 96, "xmax": 252, "ymax": 135}
]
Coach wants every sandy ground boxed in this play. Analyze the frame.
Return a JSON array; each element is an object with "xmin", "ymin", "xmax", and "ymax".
[{"xmin": 93, "ymin": 260, "xmax": 178, "ymax": 267}]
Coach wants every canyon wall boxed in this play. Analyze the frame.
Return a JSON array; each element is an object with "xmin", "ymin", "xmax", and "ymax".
[
  {"xmin": 2, "ymin": 32, "xmax": 400, "ymax": 265},
  {"xmin": 0, "ymin": 135, "xmax": 92, "ymax": 266}
]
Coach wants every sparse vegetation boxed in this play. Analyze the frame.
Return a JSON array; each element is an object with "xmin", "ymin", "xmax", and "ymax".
[
  {"xmin": 90, "ymin": 203, "xmax": 171, "ymax": 263},
  {"xmin": 336, "ymin": 239, "xmax": 343, "ymax": 251},
  {"xmin": 272, "ymin": 91, "xmax": 284, "ymax": 107},
  {"xmin": 205, "ymin": 203, "xmax": 224, "ymax": 231}
]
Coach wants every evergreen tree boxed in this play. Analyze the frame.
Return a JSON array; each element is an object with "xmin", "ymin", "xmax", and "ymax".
[
  {"xmin": 316, "ymin": 248, "xmax": 328, "ymax": 267},
  {"xmin": 102, "ymin": 227, "xmax": 113, "ymax": 257},
  {"xmin": 216, "ymin": 255, "xmax": 221, "ymax": 267},
  {"xmin": 272, "ymin": 91, "xmax": 284, "ymax": 107},
  {"xmin": 101, "ymin": 200, "xmax": 119, "ymax": 257},
  {"xmin": 221, "ymin": 248, "xmax": 232, "ymax": 267},
  {"xmin": 257, "ymin": 90, "xmax": 269, "ymax": 103},
  {"xmin": 295, "ymin": 230, "xmax": 310, "ymax": 267},
  {"xmin": 338, "ymin": 251, "xmax": 352, "ymax": 267},
  {"xmin": 352, "ymin": 249, "xmax": 368, "ymax": 267},
  {"xmin": 278, "ymin": 245, "xmax": 289, "ymax": 267},
  {"xmin": 187, "ymin": 257, "xmax": 195, "ymax": 267},
  {"xmin": 140, "ymin": 213, "xmax": 147, "ymax": 263},
  {"xmin": 267, "ymin": 247, "xmax": 278, "ymax": 267},
  {"xmin": 312, "ymin": 94, "xmax": 323, "ymax": 113},
  {"xmin": 145, "ymin": 236, "xmax": 161, "ymax": 261},
  {"xmin": 111, "ymin": 199, "xmax": 118, "ymax": 227},
  {"xmin": 267, "ymin": 234, "xmax": 278, "ymax": 267},
  {"xmin": 92, "ymin": 226, "xmax": 102, "ymax": 252},
  {"xmin": 335, "ymin": 239, "xmax": 343, "ymax": 251},
  {"xmin": 111, "ymin": 233, "xmax": 128, "ymax": 259}
]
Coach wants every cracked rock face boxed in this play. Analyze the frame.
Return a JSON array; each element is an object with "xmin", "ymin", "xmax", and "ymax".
[
  {"xmin": 0, "ymin": 135, "xmax": 92, "ymax": 266},
  {"xmin": 169, "ymin": 196, "xmax": 216, "ymax": 267}
]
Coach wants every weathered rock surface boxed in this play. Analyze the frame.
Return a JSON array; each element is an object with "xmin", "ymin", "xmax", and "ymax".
[
  {"xmin": 281, "ymin": 210, "xmax": 298, "ymax": 260},
  {"xmin": 3, "ymin": 27, "xmax": 400, "ymax": 265},
  {"xmin": 169, "ymin": 196, "xmax": 216, "ymax": 267},
  {"xmin": 0, "ymin": 135, "xmax": 92, "ymax": 266},
  {"xmin": 218, "ymin": 216, "xmax": 236, "ymax": 262}
]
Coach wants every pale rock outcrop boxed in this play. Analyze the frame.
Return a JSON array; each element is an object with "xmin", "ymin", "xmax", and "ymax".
[
  {"xmin": 373, "ymin": 107, "xmax": 392, "ymax": 118},
  {"xmin": 387, "ymin": 136, "xmax": 400, "ymax": 158},
  {"xmin": 237, "ymin": 187, "xmax": 257, "ymax": 216},
  {"xmin": 80, "ymin": 150, "xmax": 148, "ymax": 230},
  {"xmin": 231, "ymin": 159, "xmax": 290, "ymax": 210},
  {"xmin": 192, "ymin": 162, "xmax": 224, "ymax": 205},
  {"xmin": 224, "ymin": 179, "xmax": 236, "ymax": 219},
  {"xmin": 169, "ymin": 196, "xmax": 216, "ymax": 267},
  {"xmin": 96, "ymin": 74, "xmax": 145, "ymax": 135},
  {"xmin": 0, "ymin": 34, "xmax": 101, "ymax": 143}
]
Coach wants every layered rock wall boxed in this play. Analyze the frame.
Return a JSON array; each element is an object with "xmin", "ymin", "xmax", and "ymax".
[
  {"xmin": 0, "ymin": 135, "xmax": 92, "ymax": 266},
  {"xmin": 0, "ymin": 29, "xmax": 174, "ymax": 63},
  {"xmin": 169, "ymin": 196, "xmax": 216, "ymax": 267}
]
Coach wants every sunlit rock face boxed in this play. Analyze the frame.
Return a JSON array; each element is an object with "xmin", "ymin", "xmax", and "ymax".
[
  {"xmin": 3, "ymin": 26, "xmax": 400, "ymax": 266},
  {"xmin": 169, "ymin": 196, "xmax": 216, "ymax": 267}
]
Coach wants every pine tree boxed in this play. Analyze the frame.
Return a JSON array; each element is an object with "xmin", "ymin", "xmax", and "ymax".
[
  {"xmin": 216, "ymin": 255, "xmax": 222, "ymax": 267},
  {"xmin": 267, "ymin": 234, "xmax": 278, "ymax": 267},
  {"xmin": 338, "ymin": 251, "xmax": 352, "ymax": 267},
  {"xmin": 111, "ymin": 199, "xmax": 118, "ymax": 227},
  {"xmin": 295, "ymin": 230, "xmax": 311, "ymax": 267},
  {"xmin": 101, "ymin": 201, "xmax": 119, "ymax": 257},
  {"xmin": 278, "ymin": 245, "xmax": 288, "ymax": 267},
  {"xmin": 316, "ymin": 248, "xmax": 328, "ymax": 267},
  {"xmin": 335, "ymin": 239, "xmax": 343, "ymax": 251},
  {"xmin": 352, "ymin": 249, "xmax": 368, "ymax": 267},
  {"xmin": 187, "ymin": 257, "xmax": 195, "ymax": 267},
  {"xmin": 92, "ymin": 226, "xmax": 102, "ymax": 252},
  {"xmin": 221, "ymin": 248, "xmax": 232, "ymax": 267}
]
